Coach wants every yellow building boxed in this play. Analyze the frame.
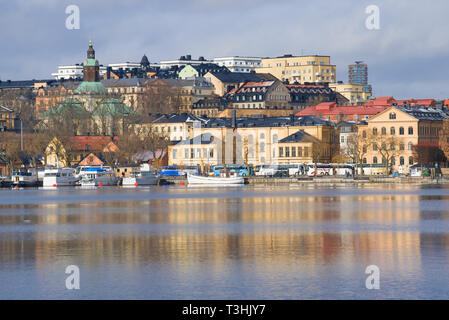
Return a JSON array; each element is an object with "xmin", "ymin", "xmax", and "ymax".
[
  {"xmin": 358, "ymin": 106, "xmax": 444, "ymax": 174},
  {"xmin": 329, "ymin": 83, "xmax": 372, "ymax": 105},
  {"xmin": 255, "ymin": 55, "xmax": 336, "ymax": 84},
  {"xmin": 168, "ymin": 116, "xmax": 338, "ymax": 168}
]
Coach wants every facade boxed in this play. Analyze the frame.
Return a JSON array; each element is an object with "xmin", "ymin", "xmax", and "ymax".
[
  {"xmin": 191, "ymin": 96, "xmax": 225, "ymax": 117},
  {"xmin": 255, "ymin": 55, "xmax": 336, "ymax": 84},
  {"xmin": 348, "ymin": 61, "xmax": 372, "ymax": 94},
  {"xmin": 213, "ymin": 56, "xmax": 262, "ymax": 73},
  {"xmin": 0, "ymin": 105, "xmax": 18, "ymax": 131},
  {"xmin": 358, "ymin": 106, "xmax": 446, "ymax": 174},
  {"xmin": 297, "ymin": 102, "xmax": 387, "ymax": 122},
  {"xmin": 287, "ymin": 83, "xmax": 346, "ymax": 110},
  {"xmin": 329, "ymin": 82, "xmax": 372, "ymax": 105},
  {"xmin": 227, "ymin": 80, "xmax": 292, "ymax": 110},
  {"xmin": 102, "ymin": 78, "xmax": 146, "ymax": 110},
  {"xmin": 135, "ymin": 113, "xmax": 207, "ymax": 142},
  {"xmin": 168, "ymin": 115, "xmax": 338, "ymax": 168}
]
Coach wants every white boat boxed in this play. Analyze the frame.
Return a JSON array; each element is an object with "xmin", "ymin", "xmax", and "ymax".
[
  {"xmin": 12, "ymin": 169, "xmax": 38, "ymax": 187},
  {"xmin": 80, "ymin": 167, "xmax": 118, "ymax": 187},
  {"xmin": 43, "ymin": 167, "xmax": 79, "ymax": 187},
  {"xmin": 122, "ymin": 164, "xmax": 159, "ymax": 186},
  {"xmin": 187, "ymin": 173, "xmax": 244, "ymax": 185}
]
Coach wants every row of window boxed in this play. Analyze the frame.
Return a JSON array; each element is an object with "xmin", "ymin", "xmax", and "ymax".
[
  {"xmin": 278, "ymin": 146, "xmax": 310, "ymax": 158},
  {"xmin": 365, "ymin": 141, "xmax": 414, "ymax": 152},
  {"xmin": 364, "ymin": 156, "xmax": 413, "ymax": 166},
  {"xmin": 364, "ymin": 126, "xmax": 414, "ymax": 137},
  {"xmin": 172, "ymin": 148, "xmax": 214, "ymax": 160}
]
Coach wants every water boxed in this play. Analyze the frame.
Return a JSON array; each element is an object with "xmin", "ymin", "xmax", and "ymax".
[{"xmin": 0, "ymin": 183, "xmax": 448, "ymax": 299}]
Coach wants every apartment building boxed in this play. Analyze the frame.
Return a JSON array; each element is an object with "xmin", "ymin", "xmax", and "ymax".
[
  {"xmin": 213, "ymin": 56, "xmax": 262, "ymax": 73},
  {"xmin": 358, "ymin": 106, "xmax": 446, "ymax": 173},
  {"xmin": 255, "ymin": 55, "xmax": 336, "ymax": 84}
]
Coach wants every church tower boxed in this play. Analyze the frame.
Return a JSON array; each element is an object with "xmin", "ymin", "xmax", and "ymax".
[{"xmin": 83, "ymin": 40, "xmax": 100, "ymax": 82}]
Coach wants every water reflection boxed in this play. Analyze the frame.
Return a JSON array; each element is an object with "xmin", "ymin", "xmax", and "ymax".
[{"xmin": 0, "ymin": 184, "xmax": 448, "ymax": 299}]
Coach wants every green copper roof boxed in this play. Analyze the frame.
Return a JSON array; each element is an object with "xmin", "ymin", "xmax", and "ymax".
[
  {"xmin": 93, "ymin": 98, "xmax": 135, "ymax": 117},
  {"xmin": 39, "ymin": 98, "xmax": 87, "ymax": 119},
  {"xmin": 76, "ymin": 81, "xmax": 107, "ymax": 94},
  {"xmin": 84, "ymin": 58, "xmax": 99, "ymax": 67}
]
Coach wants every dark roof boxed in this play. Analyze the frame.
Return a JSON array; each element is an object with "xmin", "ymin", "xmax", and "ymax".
[
  {"xmin": 207, "ymin": 72, "xmax": 275, "ymax": 83},
  {"xmin": 398, "ymin": 107, "xmax": 447, "ymax": 121},
  {"xmin": 279, "ymin": 130, "xmax": 321, "ymax": 143},
  {"xmin": 152, "ymin": 113, "xmax": 207, "ymax": 124},
  {"xmin": 0, "ymin": 79, "xmax": 56, "ymax": 89},
  {"xmin": 176, "ymin": 133, "xmax": 215, "ymax": 145},
  {"xmin": 203, "ymin": 115, "xmax": 334, "ymax": 128},
  {"xmin": 140, "ymin": 54, "xmax": 150, "ymax": 67}
]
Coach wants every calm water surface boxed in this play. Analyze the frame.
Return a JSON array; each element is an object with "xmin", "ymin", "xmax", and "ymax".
[{"xmin": 0, "ymin": 183, "xmax": 449, "ymax": 299}]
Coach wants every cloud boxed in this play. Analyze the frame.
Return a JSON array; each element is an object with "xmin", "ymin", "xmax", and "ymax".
[{"xmin": 0, "ymin": 0, "xmax": 448, "ymax": 99}]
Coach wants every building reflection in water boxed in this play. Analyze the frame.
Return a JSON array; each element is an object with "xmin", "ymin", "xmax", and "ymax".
[{"xmin": 2, "ymin": 186, "xmax": 448, "ymax": 285}]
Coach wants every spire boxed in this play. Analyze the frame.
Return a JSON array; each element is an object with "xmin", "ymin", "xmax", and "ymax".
[
  {"xmin": 87, "ymin": 39, "xmax": 95, "ymax": 59},
  {"xmin": 140, "ymin": 54, "xmax": 150, "ymax": 67}
]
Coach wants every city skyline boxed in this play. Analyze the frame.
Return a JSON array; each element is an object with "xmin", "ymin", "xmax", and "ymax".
[{"xmin": 1, "ymin": 0, "xmax": 449, "ymax": 99}]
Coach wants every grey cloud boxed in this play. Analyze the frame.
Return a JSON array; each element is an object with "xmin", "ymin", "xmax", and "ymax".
[{"xmin": 0, "ymin": 0, "xmax": 448, "ymax": 99}]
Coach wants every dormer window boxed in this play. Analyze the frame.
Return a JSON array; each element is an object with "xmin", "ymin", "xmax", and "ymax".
[{"xmin": 389, "ymin": 112, "xmax": 396, "ymax": 120}]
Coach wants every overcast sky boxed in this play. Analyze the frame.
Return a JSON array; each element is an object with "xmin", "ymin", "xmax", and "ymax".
[{"xmin": 1, "ymin": 0, "xmax": 449, "ymax": 99}]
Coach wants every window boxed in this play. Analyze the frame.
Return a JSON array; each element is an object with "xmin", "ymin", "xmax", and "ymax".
[
  {"xmin": 185, "ymin": 149, "xmax": 189, "ymax": 159},
  {"xmin": 341, "ymin": 136, "xmax": 345, "ymax": 143},
  {"xmin": 209, "ymin": 149, "xmax": 214, "ymax": 158},
  {"xmin": 285, "ymin": 147, "xmax": 290, "ymax": 157},
  {"xmin": 362, "ymin": 130, "xmax": 367, "ymax": 138},
  {"xmin": 389, "ymin": 113, "xmax": 396, "ymax": 120},
  {"xmin": 273, "ymin": 134, "xmax": 278, "ymax": 144},
  {"xmin": 373, "ymin": 143, "xmax": 378, "ymax": 151},
  {"xmin": 409, "ymin": 156, "xmax": 413, "ymax": 165},
  {"xmin": 363, "ymin": 145, "xmax": 367, "ymax": 153},
  {"xmin": 260, "ymin": 142, "xmax": 265, "ymax": 153},
  {"xmin": 279, "ymin": 147, "xmax": 284, "ymax": 157},
  {"xmin": 172, "ymin": 149, "xmax": 177, "ymax": 159},
  {"xmin": 408, "ymin": 127, "xmax": 414, "ymax": 135},
  {"xmin": 373, "ymin": 128, "xmax": 378, "ymax": 135},
  {"xmin": 298, "ymin": 146, "xmax": 303, "ymax": 157},
  {"xmin": 390, "ymin": 127, "xmax": 396, "ymax": 135},
  {"xmin": 363, "ymin": 158, "xmax": 367, "ymax": 164},
  {"xmin": 391, "ymin": 143, "xmax": 396, "ymax": 150},
  {"xmin": 408, "ymin": 142, "xmax": 413, "ymax": 151},
  {"xmin": 292, "ymin": 147, "xmax": 296, "ymax": 157},
  {"xmin": 399, "ymin": 143, "xmax": 404, "ymax": 150},
  {"xmin": 373, "ymin": 156, "xmax": 378, "ymax": 164},
  {"xmin": 381, "ymin": 127, "xmax": 387, "ymax": 135},
  {"xmin": 399, "ymin": 127, "xmax": 404, "ymax": 135},
  {"xmin": 400, "ymin": 157, "xmax": 405, "ymax": 165},
  {"xmin": 391, "ymin": 157, "xmax": 396, "ymax": 165},
  {"xmin": 191, "ymin": 149, "xmax": 195, "ymax": 159},
  {"xmin": 304, "ymin": 147, "xmax": 309, "ymax": 157}
]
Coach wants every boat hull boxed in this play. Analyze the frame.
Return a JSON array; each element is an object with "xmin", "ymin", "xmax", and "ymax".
[
  {"xmin": 122, "ymin": 175, "xmax": 160, "ymax": 186},
  {"xmin": 187, "ymin": 174, "xmax": 244, "ymax": 185}
]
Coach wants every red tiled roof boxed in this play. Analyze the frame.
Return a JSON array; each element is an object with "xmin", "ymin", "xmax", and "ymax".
[{"xmin": 69, "ymin": 136, "xmax": 118, "ymax": 151}]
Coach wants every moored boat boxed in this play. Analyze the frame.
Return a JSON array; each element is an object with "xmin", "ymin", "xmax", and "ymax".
[
  {"xmin": 122, "ymin": 164, "xmax": 159, "ymax": 186},
  {"xmin": 43, "ymin": 167, "xmax": 79, "ymax": 187},
  {"xmin": 187, "ymin": 173, "xmax": 244, "ymax": 185},
  {"xmin": 80, "ymin": 167, "xmax": 118, "ymax": 187},
  {"xmin": 12, "ymin": 169, "xmax": 38, "ymax": 187}
]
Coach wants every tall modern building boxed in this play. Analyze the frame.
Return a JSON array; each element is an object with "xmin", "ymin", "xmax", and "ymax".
[{"xmin": 348, "ymin": 61, "xmax": 372, "ymax": 94}]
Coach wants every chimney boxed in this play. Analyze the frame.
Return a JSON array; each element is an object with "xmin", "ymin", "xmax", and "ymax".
[{"xmin": 231, "ymin": 109, "xmax": 237, "ymax": 128}]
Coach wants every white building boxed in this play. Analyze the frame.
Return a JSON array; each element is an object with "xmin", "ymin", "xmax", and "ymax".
[
  {"xmin": 51, "ymin": 64, "xmax": 107, "ymax": 80},
  {"xmin": 159, "ymin": 54, "xmax": 211, "ymax": 70},
  {"xmin": 213, "ymin": 56, "xmax": 262, "ymax": 73},
  {"xmin": 108, "ymin": 62, "xmax": 141, "ymax": 70}
]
